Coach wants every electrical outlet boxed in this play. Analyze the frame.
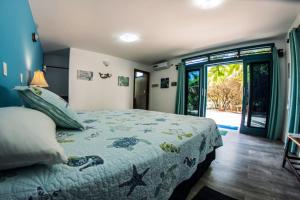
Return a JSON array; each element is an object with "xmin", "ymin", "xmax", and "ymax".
[{"xmin": 3, "ymin": 62, "xmax": 7, "ymax": 76}]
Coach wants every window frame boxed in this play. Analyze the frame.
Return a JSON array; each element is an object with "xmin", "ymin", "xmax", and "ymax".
[{"xmin": 183, "ymin": 43, "xmax": 274, "ymax": 68}]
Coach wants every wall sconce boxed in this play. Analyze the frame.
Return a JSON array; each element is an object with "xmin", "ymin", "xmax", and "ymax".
[
  {"xmin": 32, "ymin": 33, "xmax": 39, "ymax": 42},
  {"xmin": 99, "ymin": 73, "xmax": 112, "ymax": 79}
]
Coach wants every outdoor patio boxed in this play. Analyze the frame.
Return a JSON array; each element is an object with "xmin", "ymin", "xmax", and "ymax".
[{"xmin": 206, "ymin": 109, "xmax": 241, "ymax": 130}]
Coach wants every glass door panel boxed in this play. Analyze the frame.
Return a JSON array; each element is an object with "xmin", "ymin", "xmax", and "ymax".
[
  {"xmin": 186, "ymin": 70, "xmax": 200, "ymax": 116},
  {"xmin": 240, "ymin": 61, "xmax": 271, "ymax": 136}
]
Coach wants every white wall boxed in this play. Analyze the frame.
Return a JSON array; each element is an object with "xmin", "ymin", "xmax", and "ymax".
[
  {"xmin": 69, "ymin": 48, "xmax": 149, "ymax": 111},
  {"xmin": 149, "ymin": 59, "xmax": 180, "ymax": 113}
]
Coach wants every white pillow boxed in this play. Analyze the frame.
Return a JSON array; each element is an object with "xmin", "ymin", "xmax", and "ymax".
[{"xmin": 0, "ymin": 107, "xmax": 67, "ymax": 171}]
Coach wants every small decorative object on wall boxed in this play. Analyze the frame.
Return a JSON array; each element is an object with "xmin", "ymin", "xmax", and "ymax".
[
  {"xmin": 118, "ymin": 76, "xmax": 129, "ymax": 86},
  {"xmin": 42, "ymin": 65, "xmax": 47, "ymax": 72},
  {"xmin": 32, "ymin": 32, "xmax": 39, "ymax": 42},
  {"xmin": 152, "ymin": 84, "xmax": 159, "ymax": 88},
  {"xmin": 77, "ymin": 70, "xmax": 93, "ymax": 81},
  {"xmin": 102, "ymin": 61, "xmax": 110, "ymax": 67},
  {"xmin": 99, "ymin": 73, "xmax": 112, "ymax": 79},
  {"xmin": 161, "ymin": 78, "xmax": 169, "ymax": 88},
  {"xmin": 171, "ymin": 82, "xmax": 177, "ymax": 87},
  {"xmin": 277, "ymin": 49, "xmax": 284, "ymax": 58}
]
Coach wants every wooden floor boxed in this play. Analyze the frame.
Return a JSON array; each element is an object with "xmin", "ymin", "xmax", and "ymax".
[{"xmin": 187, "ymin": 132, "xmax": 300, "ymax": 200}]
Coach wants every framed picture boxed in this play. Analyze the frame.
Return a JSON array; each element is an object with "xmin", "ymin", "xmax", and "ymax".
[
  {"xmin": 161, "ymin": 78, "xmax": 169, "ymax": 88},
  {"xmin": 77, "ymin": 70, "xmax": 93, "ymax": 81},
  {"xmin": 118, "ymin": 76, "xmax": 129, "ymax": 86}
]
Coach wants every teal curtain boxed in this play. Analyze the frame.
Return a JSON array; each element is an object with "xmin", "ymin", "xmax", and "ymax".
[
  {"xmin": 288, "ymin": 28, "xmax": 300, "ymax": 134},
  {"xmin": 267, "ymin": 47, "xmax": 284, "ymax": 140},
  {"xmin": 199, "ymin": 67, "xmax": 207, "ymax": 117},
  {"xmin": 175, "ymin": 63, "xmax": 185, "ymax": 114}
]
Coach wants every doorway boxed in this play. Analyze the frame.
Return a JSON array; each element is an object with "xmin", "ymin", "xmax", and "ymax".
[
  {"xmin": 133, "ymin": 69, "xmax": 150, "ymax": 110},
  {"xmin": 206, "ymin": 62, "xmax": 243, "ymax": 131},
  {"xmin": 184, "ymin": 44, "xmax": 274, "ymax": 137},
  {"xmin": 185, "ymin": 60, "xmax": 271, "ymax": 136}
]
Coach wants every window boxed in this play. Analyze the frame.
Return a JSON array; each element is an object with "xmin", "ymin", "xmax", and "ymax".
[
  {"xmin": 185, "ymin": 56, "xmax": 208, "ymax": 66},
  {"xmin": 240, "ymin": 47, "xmax": 272, "ymax": 56},
  {"xmin": 183, "ymin": 45, "xmax": 273, "ymax": 67},
  {"xmin": 210, "ymin": 51, "xmax": 239, "ymax": 61}
]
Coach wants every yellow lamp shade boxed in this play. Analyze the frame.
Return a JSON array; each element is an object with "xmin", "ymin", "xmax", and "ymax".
[{"xmin": 30, "ymin": 70, "xmax": 49, "ymax": 88}]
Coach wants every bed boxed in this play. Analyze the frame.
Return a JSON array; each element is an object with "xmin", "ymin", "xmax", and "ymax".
[{"xmin": 0, "ymin": 109, "xmax": 222, "ymax": 200}]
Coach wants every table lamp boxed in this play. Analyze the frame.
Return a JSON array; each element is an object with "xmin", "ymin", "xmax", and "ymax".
[{"xmin": 30, "ymin": 70, "xmax": 49, "ymax": 88}]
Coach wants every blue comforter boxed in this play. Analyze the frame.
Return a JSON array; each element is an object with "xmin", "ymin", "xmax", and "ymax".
[{"xmin": 0, "ymin": 110, "xmax": 223, "ymax": 200}]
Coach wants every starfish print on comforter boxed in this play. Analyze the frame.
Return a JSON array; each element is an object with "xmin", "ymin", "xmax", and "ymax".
[{"xmin": 119, "ymin": 164, "xmax": 150, "ymax": 196}]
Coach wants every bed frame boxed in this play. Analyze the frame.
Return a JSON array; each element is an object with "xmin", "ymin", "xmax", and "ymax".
[{"xmin": 169, "ymin": 149, "xmax": 216, "ymax": 200}]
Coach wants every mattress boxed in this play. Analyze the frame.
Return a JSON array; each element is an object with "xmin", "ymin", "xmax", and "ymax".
[{"xmin": 0, "ymin": 109, "xmax": 223, "ymax": 200}]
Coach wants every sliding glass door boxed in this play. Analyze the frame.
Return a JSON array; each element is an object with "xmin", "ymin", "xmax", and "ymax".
[
  {"xmin": 185, "ymin": 61, "xmax": 271, "ymax": 136},
  {"xmin": 184, "ymin": 44, "xmax": 274, "ymax": 137},
  {"xmin": 240, "ymin": 60, "xmax": 271, "ymax": 136}
]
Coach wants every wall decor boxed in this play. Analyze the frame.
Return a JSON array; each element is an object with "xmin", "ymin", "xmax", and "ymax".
[
  {"xmin": 99, "ymin": 73, "xmax": 112, "ymax": 79},
  {"xmin": 171, "ymin": 82, "xmax": 177, "ymax": 87},
  {"xmin": 152, "ymin": 84, "xmax": 159, "ymax": 88},
  {"xmin": 102, "ymin": 61, "xmax": 110, "ymax": 67},
  {"xmin": 77, "ymin": 70, "xmax": 93, "ymax": 81},
  {"xmin": 118, "ymin": 76, "xmax": 129, "ymax": 86},
  {"xmin": 161, "ymin": 78, "xmax": 169, "ymax": 88}
]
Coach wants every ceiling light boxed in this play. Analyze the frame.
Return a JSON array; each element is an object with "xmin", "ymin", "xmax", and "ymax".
[
  {"xmin": 119, "ymin": 33, "xmax": 140, "ymax": 43},
  {"xmin": 193, "ymin": 0, "xmax": 224, "ymax": 9}
]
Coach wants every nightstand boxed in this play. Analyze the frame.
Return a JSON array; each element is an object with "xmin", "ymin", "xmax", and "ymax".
[{"xmin": 282, "ymin": 134, "xmax": 300, "ymax": 182}]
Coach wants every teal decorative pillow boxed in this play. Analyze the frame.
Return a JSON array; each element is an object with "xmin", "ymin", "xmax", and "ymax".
[{"xmin": 15, "ymin": 86, "xmax": 84, "ymax": 130}]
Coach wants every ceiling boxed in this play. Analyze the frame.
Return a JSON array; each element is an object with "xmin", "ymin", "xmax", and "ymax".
[{"xmin": 29, "ymin": 0, "xmax": 300, "ymax": 64}]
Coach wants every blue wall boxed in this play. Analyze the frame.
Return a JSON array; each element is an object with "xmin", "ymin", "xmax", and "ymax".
[{"xmin": 0, "ymin": 0, "xmax": 43, "ymax": 107}]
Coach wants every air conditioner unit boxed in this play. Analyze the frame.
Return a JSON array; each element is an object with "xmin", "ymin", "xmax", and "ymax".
[{"xmin": 153, "ymin": 62, "xmax": 170, "ymax": 71}]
